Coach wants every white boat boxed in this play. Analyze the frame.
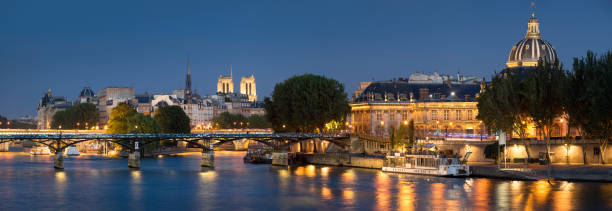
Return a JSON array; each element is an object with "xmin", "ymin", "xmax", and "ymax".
[
  {"xmin": 382, "ymin": 152, "xmax": 471, "ymax": 177},
  {"xmin": 30, "ymin": 146, "xmax": 51, "ymax": 155},
  {"xmin": 64, "ymin": 146, "xmax": 80, "ymax": 156}
]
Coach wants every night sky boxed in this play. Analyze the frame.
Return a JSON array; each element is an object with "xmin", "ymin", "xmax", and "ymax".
[{"xmin": 1, "ymin": 0, "xmax": 611, "ymax": 118}]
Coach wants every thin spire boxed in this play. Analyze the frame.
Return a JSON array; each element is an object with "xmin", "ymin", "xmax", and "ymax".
[
  {"xmin": 187, "ymin": 55, "xmax": 191, "ymax": 75},
  {"xmin": 230, "ymin": 64, "xmax": 233, "ymax": 78}
]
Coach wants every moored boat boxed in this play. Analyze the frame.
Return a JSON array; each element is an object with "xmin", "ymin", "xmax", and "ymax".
[
  {"xmin": 30, "ymin": 146, "xmax": 51, "ymax": 155},
  {"xmin": 64, "ymin": 146, "xmax": 80, "ymax": 156},
  {"xmin": 383, "ymin": 152, "xmax": 471, "ymax": 177}
]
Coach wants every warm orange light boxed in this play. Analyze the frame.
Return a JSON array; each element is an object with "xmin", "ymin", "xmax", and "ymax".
[
  {"xmin": 380, "ymin": 121, "xmax": 384, "ymax": 126},
  {"xmin": 403, "ymin": 120, "xmax": 408, "ymax": 125}
]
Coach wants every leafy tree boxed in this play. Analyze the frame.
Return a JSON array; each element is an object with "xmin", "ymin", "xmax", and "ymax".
[
  {"xmin": 389, "ymin": 124, "xmax": 407, "ymax": 150},
  {"xmin": 51, "ymin": 103, "xmax": 99, "ymax": 129},
  {"xmin": 212, "ymin": 112, "xmax": 248, "ymax": 129},
  {"xmin": 572, "ymin": 51, "xmax": 612, "ymax": 164},
  {"xmin": 106, "ymin": 103, "xmax": 137, "ymax": 134},
  {"xmin": 264, "ymin": 74, "xmax": 349, "ymax": 132},
  {"xmin": 525, "ymin": 59, "xmax": 565, "ymax": 181},
  {"xmin": 247, "ymin": 114, "xmax": 271, "ymax": 129},
  {"xmin": 407, "ymin": 120, "xmax": 415, "ymax": 147},
  {"xmin": 154, "ymin": 105, "xmax": 191, "ymax": 133},
  {"xmin": 129, "ymin": 113, "xmax": 161, "ymax": 134},
  {"xmin": 212, "ymin": 112, "xmax": 271, "ymax": 129}
]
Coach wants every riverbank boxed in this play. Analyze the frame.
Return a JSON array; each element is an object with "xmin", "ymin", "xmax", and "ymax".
[
  {"xmin": 470, "ymin": 163, "xmax": 612, "ymax": 182},
  {"xmin": 297, "ymin": 153, "xmax": 612, "ymax": 182},
  {"xmin": 296, "ymin": 153, "xmax": 383, "ymax": 169}
]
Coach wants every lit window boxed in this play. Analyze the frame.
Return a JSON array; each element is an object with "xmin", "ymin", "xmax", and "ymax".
[
  {"xmin": 444, "ymin": 110, "xmax": 449, "ymax": 120},
  {"xmin": 468, "ymin": 110, "xmax": 473, "ymax": 120},
  {"xmin": 456, "ymin": 110, "xmax": 461, "ymax": 120},
  {"xmin": 431, "ymin": 110, "xmax": 437, "ymax": 120}
]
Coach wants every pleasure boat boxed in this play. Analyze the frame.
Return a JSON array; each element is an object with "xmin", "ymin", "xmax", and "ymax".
[
  {"xmin": 64, "ymin": 146, "xmax": 80, "ymax": 156},
  {"xmin": 382, "ymin": 152, "xmax": 471, "ymax": 177},
  {"xmin": 30, "ymin": 146, "xmax": 51, "ymax": 155}
]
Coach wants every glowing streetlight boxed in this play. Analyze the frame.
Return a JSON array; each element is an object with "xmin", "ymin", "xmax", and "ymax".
[
  {"xmin": 403, "ymin": 120, "xmax": 408, "ymax": 125},
  {"xmin": 380, "ymin": 121, "xmax": 384, "ymax": 126}
]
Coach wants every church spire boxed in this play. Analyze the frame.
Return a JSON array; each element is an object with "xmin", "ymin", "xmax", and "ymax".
[
  {"xmin": 230, "ymin": 64, "xmax": 233, "ymax": 78},
  {"xmin": 185, "ymin": 56, "xmax": 192, "ymax": 104}
]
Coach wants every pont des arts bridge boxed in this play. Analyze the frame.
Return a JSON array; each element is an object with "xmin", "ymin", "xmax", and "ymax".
[{"xmin": 0, "ymin": 129, "xmax": 350, "ymax": 169}]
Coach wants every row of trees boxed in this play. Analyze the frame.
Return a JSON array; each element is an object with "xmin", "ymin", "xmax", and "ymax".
[
  {"xmin": 211, "ymin": 112, "xmax": 271, "ymax": 129},
  {"xmin": 105, "ymin": 103, "xmax": 191, "ymax": 134},
  {"xmin": 0, "ymin": 115, "xmax": 36, "ymax": 129},
  {"xmin": 477, "ymin": 51, "xmax": 612, "ymax": 169},
  {"xmin": 51, "ymin": 103, "xmax": 99, "ymax": 129}
]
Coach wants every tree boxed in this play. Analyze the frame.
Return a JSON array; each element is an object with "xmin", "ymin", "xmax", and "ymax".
[
  {"xmin": 106, "ymin": 103, "xmax": 137, "ymax": 134},
  {"xmin": 264, "ymin": 74, "xmax": 349, "ymax": 132},
  {"xmin": 129, "ymin": 113, "xmax": 161, "ymax": 134},
  {"xmin": 525, "ymin": 59, "xmax": 565, "ymax": 181},
  {"xmin": 389, "ymin": 124, "xmax": 407, "ymax": 151},
  {"xmin": 154, "ymin": 105, "xmax": 191, "ymax": 133},
  {"xmin": 246, "ymin": 114, "xmax": 271, "ymax": 129},
  {"xmin": 212, "ymin": 112, "xmax": 248, "ymax": 129},
  {"xmin": 407, "ymin": 120, "xmax": 415, "ymax": 148},
  {"xmin": 51, "ymin": 103, "xmax": 99, "ymax": 129},
  {"xmin": 565, "ymin": 53, "xmax": 593, "ymax": 164},
  {"xmin": 573, "ymin": 51, "xmax": 612, "ymax": 164}
]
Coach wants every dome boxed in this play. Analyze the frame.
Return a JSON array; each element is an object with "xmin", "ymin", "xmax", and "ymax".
[
  {"xmin": 79, "ymin": 86, "xmax": 95, "ymax": 97},
  {"xmin": 506, "ymin": 13, "xmax": 558, "ymax": 68}
]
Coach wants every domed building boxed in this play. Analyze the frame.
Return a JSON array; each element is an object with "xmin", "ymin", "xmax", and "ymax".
[
  {"xmin": 76, "ymin": 86, "xmax": 96, "ymax": 104},
  {"xmin": 506, "ymin": 13, "xmax": 558, "ymax": 68}
]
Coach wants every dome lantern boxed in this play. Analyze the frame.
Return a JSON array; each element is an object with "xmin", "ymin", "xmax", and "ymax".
[{"xmin": 506, "ymin": 12, "xmax": 557, "ymax": 68}]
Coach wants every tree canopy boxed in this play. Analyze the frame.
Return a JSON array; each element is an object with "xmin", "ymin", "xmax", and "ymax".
[
  {"xmin": 212, "ymin": 112, "xmax": 271, "ymax": 129},
  {"xmin": 51, "ymin": 103, "xmax": 99, "ymax": 129},
  {"xmin": 106, "ymin": 103, "xmax": 138, "ymax": 134},
  {"xmin": 154, "ymin": 105, "xmax": 191, "ymax": 133},
  {"xmin": 264, "ymin": 74, "xmax": 349, "ymax": 132}
]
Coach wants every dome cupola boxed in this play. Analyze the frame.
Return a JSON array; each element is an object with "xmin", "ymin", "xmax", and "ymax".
[{"xmin": 506, "ymin": 13, "xmax": 558, "ymax": 68}]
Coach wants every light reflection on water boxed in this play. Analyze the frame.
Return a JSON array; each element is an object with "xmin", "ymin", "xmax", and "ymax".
[{"xmin": 0, "ymin": 152, "xmax": 610, "ymax": 210}]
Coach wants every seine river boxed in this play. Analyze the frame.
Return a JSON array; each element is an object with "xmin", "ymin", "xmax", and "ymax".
[{"xmin": 0, "ymin": 151, "xmax": 611, "ymax": 210}]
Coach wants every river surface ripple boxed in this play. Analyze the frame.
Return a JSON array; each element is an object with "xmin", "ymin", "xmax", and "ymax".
[{"xmin": 0, "ymin": 151, "xmax": 611, "ymax": 210}]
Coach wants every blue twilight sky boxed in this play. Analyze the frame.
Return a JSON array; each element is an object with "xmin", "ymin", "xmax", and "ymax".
[{"xmin": 1, "ymin": 0, "xmax": 611, "ymax": 118}]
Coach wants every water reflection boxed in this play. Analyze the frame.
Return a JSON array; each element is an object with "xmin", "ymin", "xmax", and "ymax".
[
  {"xmin": 0, "ymin": 152, "xmax": 609, "ymax": 210},
  {"xmin": 375, "ymin": 172, "xmax": 391, "ymax": 210},
  {"xmin": 553, "ymin": 181, "xmax": 574, "ymax": 211},
  {"xmin": 398, "ymin": 182, "xmax": 416, "ymax": 211}
]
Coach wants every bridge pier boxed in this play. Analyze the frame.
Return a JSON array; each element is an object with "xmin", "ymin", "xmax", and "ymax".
[
  {"xmin": 0, "ymin": 141, "xmax": 9, "ymax": 152},
  {"xmin": 128, "ymin": 151, "xmax": 141, "ymax": 169},
  {"xmin": 54, "ymin": 152, "xmax": 64, "ymax": 169},
  {"xmin": 271, "ymin": 152, "xmax": 289, "ymax": 166},
  {"xmin": 201, "ymin": 151, "xmax": 214, "ymax": 168}
]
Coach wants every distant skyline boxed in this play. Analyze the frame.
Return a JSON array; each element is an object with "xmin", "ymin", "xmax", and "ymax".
[{"xmin": 2, "ymin": 0, "xmax": 611, "ymax": 118}]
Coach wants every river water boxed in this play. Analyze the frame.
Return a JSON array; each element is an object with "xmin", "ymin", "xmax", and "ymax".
[{"xmin": 0, "ymin": 151, "xmax": 610, "ymax": 210}]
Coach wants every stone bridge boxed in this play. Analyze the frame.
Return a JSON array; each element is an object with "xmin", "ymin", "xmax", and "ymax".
[{"xmin": 0, "ymin": 132, "xmax": 350, "ymax": 169}]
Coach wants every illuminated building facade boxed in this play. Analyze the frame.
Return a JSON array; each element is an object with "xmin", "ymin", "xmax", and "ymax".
[{"xmin": 350, "ymin": 75, "xmax": 486, "ymax": 139}]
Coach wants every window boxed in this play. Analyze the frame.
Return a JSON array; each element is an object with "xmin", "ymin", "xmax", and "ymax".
[
  {"xmin": 402, "ymin": 110, "xmax": 408, "ymax": 121},
  {"xmin": 390, "ymin": 111, "xmax": 395, "ymax": 122},
  {"xmin": 468, "ymin": 110, "xmax": 473, "ymax": 120},
  {"xmin": 431, "ymin": 110, "xmax": 438, "ymax": 120},
  {"xmin": 456, "ymin": 110, "xmax": 461, "ymax": 120},
  {"xmin": 376, "ymin": 110, "xmax": 382, "ymax": 121},
  {"xmin": 444, "ymin": 110, "xmax": 449, "ymax": 120}
]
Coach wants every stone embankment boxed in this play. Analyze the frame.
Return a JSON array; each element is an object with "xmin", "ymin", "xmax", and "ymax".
[
  {"xmin": 298, "ymin": 153, "xmax": 383, "ymax": 169},
  {"xmin": 471, "ymin": 163, "xmax": 612, "ymax": 182}
]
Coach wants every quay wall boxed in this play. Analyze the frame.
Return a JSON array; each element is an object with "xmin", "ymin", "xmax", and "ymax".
[{"xmin": 300, "ymin": 153, "xmax": 383, "ymax": 169}]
